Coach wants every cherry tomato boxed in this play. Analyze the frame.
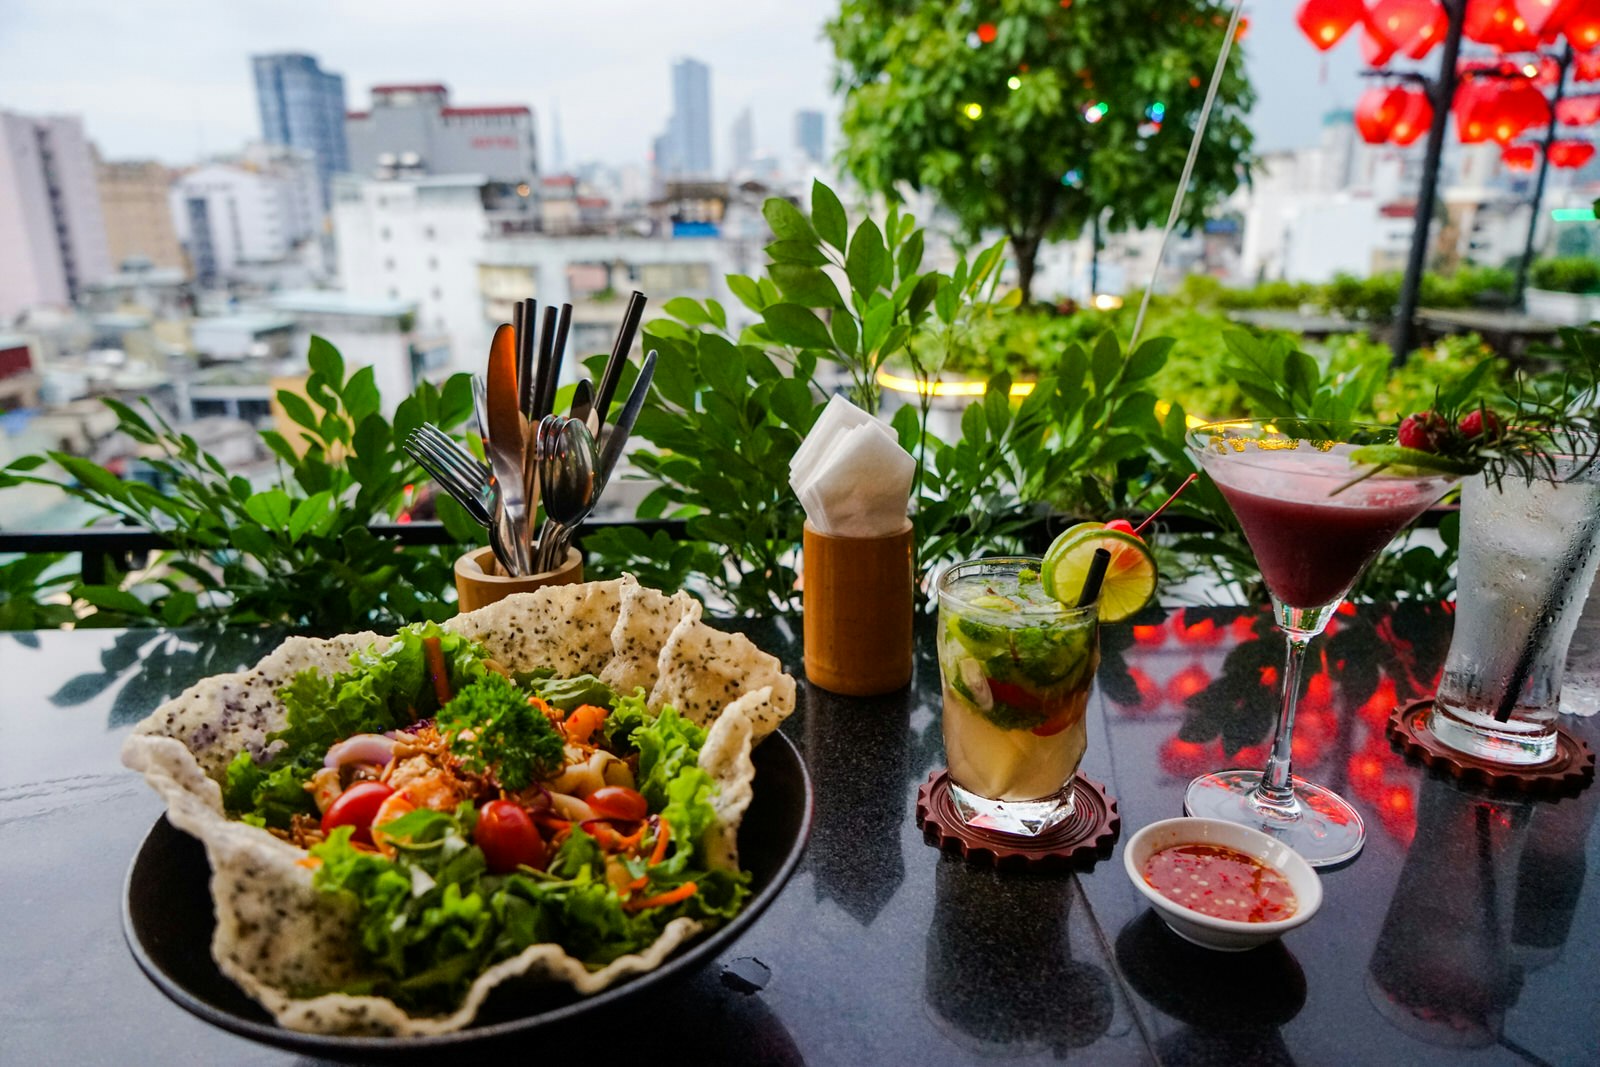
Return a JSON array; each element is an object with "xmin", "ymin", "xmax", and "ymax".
[
  {"xmin": 320, "ymin": 781, "xmax": 395, "ymax": 845},
  {"xmin": 987, "ymin": 679, "xmax": 1043, "ymax": 711},
  {"xmin": 587, "ymin": 786, "xmax": 649, "ymax": 822},
  {"xmin": 1032, "ymin": 709, "xmax": 1073, "ymax": 737},
  {"xmin": 475, "ymin": 799, "xmax": 546, "ymax": 873}
]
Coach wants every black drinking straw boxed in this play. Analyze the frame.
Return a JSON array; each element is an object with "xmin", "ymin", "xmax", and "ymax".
[
  {"xmin": 1494, "ymin": 617, "xmax": 1553, "ymax": 723},
  {"xmin": 1075, "ymin": 548, "xmax": 1113, "ymax": 609}
]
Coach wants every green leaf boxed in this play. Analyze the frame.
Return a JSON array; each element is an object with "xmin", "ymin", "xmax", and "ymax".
[
  {"xmin": 54, "ymin": 455, "xmax": 125, "ymax": 498},
  {"xmin": 763, "ymin": 197, "xmax": 815, "ymax": 242},
  {"xmin": 765, "ymin": 240, "xmax": 829, "ymax": 267},
  {"xmin": 769, "ymin": 264, "xmax": 844, "ymax": 308},
  {"xmin": 726, "ymin": 275, "xmax": 766, "ymax": 313},
  {"xmin": 288, "ymin": 490, "xmax": 335, "ymax": 543},
  {"xmin": 244, "ymin": 489, "xmax": 293, "ymax": 530},
  {"xmin": 1090, "ymin": 333, "xmax": 1122, "ymax": 392},
  {"xmin": 259, "ymin": 430, "xmax": 301, "ymax": 468},
  {"xmin": 861, "ymin": 300, "xmax": 894, "ymax": 355},
  {"xmin": 846, "ymin": 219, "xmax": 888, "ymax": 295},
  {"xmin": 1125, "ymin": 338, "xmax": 1174, "ymax": 383},
  {"xmin": 662, "ymin": 297, "xmax": 711, "ymax": 327},
  {"xmin": 160, "ymin": 590, "xmax": 199, "ymax": 626},
  {"xmin": 74, "ymin": 584, "xmax": 150, "ymax": 616},
  {"xmin": 761, "ymin": 304, "xmax": 835, "ymax": 351},
  {"xmin": 897, "ymin": 229, "xmax": 925, "ymax": 280},
  {"xmin": 830, "ymin": 310, "xmax": 860, "ymax": 356},
  {"xmin": 344, "ymin": 366, "xmax": 381, "ymax": 425},
  {"xmin": 277, "ymin": 389, "xmax": 320, "ymax": 434},
  {"xmin": 307, "ymin": 335, "xmax": 345, "ymax": 387},
  {"xmin": 811, "ymin": 180, "xmax": 848, "ymax": 252}
]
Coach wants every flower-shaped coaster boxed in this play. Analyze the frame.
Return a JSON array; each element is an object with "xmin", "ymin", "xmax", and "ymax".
[
  {"xmin": 915, "ymin": 769, "xmax": 1121, "ymax": 871},
  {"xmin": 1387, "ymin": 698, "xmax": 1595, "ymax": 797}
]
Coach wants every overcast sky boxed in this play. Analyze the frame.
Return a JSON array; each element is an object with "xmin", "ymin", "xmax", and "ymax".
[{"xmin": 0, "ymin": 1, "xmax": 1366, "ymax": 169}]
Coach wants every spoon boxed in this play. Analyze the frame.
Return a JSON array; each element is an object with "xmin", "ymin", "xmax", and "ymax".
[{"xmin": 537, "ymin": 416, "xmax": 598, "ymax": 572}]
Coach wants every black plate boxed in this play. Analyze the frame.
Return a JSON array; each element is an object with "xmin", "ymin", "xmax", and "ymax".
[{"xmin": 123, "ymin": 730, "xmax": 812, "ymax": 1059}]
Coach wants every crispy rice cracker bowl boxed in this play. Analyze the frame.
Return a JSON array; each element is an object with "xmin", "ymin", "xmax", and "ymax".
[{"xmin": 121, "ymin": 576, "xmax": 798, "ymax": 1037}]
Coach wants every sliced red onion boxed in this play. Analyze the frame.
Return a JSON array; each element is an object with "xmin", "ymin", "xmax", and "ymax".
[{"xmin": 323, "ymin": 733, "xmax": 397, "ymax": 770}]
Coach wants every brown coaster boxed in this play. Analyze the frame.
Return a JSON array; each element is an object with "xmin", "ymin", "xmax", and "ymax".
[
  {"xmin": 1387, "ymin": 698, "xmax": 1595, "ymax": 797},
  {"xmin": 915, "ymin": 770, "xmax": 1121, "ymax": 871}
]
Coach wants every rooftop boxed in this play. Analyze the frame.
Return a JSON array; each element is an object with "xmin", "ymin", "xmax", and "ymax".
[
  {"xmin": 190, "ymin": 312, "xmax": 296, "ymax": 335},
  {"xmin": 267, "ymin": 290, "xmax": 416, "ymax": 319}
]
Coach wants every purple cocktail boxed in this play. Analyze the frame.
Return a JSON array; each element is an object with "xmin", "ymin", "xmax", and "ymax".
[{"xmin": 1187, "ymin": 421, "xmax": 1458, "ymax": 866}]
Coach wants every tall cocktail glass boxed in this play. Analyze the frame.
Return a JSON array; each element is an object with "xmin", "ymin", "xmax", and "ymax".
[{"xmin": 1186, "ymin": 420, "xmax": 1459, "ymax": 866}]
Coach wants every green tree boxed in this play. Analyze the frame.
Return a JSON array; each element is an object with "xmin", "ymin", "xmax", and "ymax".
[{"xmin": 827, "ymin": 0, "xmax": 1255, "ymax": 303}]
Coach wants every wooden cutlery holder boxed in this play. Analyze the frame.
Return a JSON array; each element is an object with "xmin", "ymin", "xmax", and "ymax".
[
  {"xmin": 454, "ymin": 545, "xmax": 583, "ymax": 613},
  {"xmin": 802, "ymin": 519, "xmax": 915, "ymax": 696}
]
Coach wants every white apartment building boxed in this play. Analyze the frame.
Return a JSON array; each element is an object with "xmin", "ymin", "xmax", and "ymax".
[
  {"xmin": 170, "ymin": 145, "xmax": 320, "ymax": 287},
  {"xmin": 333, "ymin": 173, "xmax": 737, "ymax": 377},
  {"xmin": 0, "ymin": 111, "xmax": 113, "ymax": 322}
]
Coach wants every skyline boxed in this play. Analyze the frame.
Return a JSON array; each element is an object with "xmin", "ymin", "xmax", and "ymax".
[{"xmin": 2, "ymin": 1, "xmax": 1366, "ymax": 172}]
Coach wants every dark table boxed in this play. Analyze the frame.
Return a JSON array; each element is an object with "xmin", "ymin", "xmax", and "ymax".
[{"xmin": 3, "ymin": 605, "xmax": 1598, "ymax": 1066}]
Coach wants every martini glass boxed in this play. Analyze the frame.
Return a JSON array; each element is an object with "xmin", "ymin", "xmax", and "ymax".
[{"xmin": 1186, "ymin": 419, "xmax": 1460, "ymax": 866}]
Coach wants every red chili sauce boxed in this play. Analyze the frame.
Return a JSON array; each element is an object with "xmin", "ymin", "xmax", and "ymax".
[{"xmin": 1142, "ymin": 843, "xmax": 1297, "ymax": 923}]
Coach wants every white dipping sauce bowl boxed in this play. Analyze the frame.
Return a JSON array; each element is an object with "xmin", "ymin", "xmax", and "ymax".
[{"xmin": 1122, "ymin": 817, "xmax": 1322, "ymax": 952}]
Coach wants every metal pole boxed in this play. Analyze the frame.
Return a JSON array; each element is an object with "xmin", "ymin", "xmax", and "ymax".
[
  {"xmin": 1514, "ymin": 44, "xmax": 1573, "ymax": 308},
  {"xmin": 1392, "ymin": 0, "xmax": 1467, "ymax": 366}
]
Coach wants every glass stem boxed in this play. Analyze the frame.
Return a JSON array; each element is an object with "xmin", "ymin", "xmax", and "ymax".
[{"xmin": 1255, "ymin": 631, "xmax": 1313, "ymax": 818}]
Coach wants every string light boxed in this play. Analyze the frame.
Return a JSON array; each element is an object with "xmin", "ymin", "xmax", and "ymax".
[
  {"xmin": 1083, "ymin": 101, "xmax": 1109, "ymax": 123},
  {"xmin": 1147, "ymin": 101, "xmax": 1167, "ymax": 121},
  {"xmin": 1061, "ymin": 168, "xmax": 1083, "ymax": 186},
  {"xmin": 1008, "ymin": 75, "xmax": 1022, "ymax": 90},
  {"xmin": 977, "ymin": 22, "xmax": 997, "ymax": 43},
  {"xmin": 963, "ymin": 102, "xmax": 984, "ymax": 120}
]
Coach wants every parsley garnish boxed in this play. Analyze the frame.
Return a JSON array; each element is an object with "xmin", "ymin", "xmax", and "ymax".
[{"xmin": 437, "ymin": 674, "xmax": 566, "ymax": 790}]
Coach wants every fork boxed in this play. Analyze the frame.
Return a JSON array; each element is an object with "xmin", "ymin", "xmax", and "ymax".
[{"xmin": 404, "ymin": 427, "xmax": 515, "ymax": 568}]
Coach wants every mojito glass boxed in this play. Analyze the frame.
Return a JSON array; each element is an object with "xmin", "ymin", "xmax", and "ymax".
[
  {"xmin": 1430, "ymin": 460, "xmax": 1600, "ymax": 764},
  {"xmin": 936, "ymin": 557, "xmax": 1099, "ymax": 836}
]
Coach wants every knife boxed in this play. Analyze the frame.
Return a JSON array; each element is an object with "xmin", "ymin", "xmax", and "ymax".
[
  {"xmin": 593, "ymin": 349, "xmax": 656, "ymax": 500},
  {"xmin": 486, "ymin": 323, "xmax": 529, "ymax": 575}
]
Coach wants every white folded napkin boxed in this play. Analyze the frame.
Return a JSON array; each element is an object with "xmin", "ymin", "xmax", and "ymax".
[{"xmin": 790, "ymin": 396, "xmax": 915, "ymax": 538}]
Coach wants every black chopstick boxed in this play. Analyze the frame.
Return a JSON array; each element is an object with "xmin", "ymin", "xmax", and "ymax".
[
  {"xmin": 515, "ymin": 298, "xmax": 537, "ymax": 418},
  {"xmin": 594, "ymin": 291, "xmax": 647, "ymax": 430},
  {"xmin": 533, "ymin": 304, "xmax": 559, "ymax": 420}
]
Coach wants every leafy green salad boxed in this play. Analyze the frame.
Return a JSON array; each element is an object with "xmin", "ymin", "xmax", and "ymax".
[{"xmin": 219, "ymin": 622, "xmax": 749, "ymax": 1013}]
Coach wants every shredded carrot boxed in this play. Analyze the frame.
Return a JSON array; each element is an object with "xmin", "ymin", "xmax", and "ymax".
[
  {"xmin": 650, "ymin": 815, "xmax": 672, "ymax": 865},
  {"xmin": 627, "ymin": 881, "xmax": 697, "ymax": 911},
  {"xmin": 529, "ymin": 695, "xmax": 563, "ymax": 722},
  {"xmin": 296, "ymin": 855, "xmax": 323, "ymax": 870},
  {"xmin": 423, "ymin": 636, "xmax": 452, "ymax": 706},
  {"xmin": 564, "ymin": 704, "xmax": 608, "ymax": 745}
]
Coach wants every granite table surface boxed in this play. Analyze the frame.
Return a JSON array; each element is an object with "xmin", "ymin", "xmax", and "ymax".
[{"xmin": 2, "ymin": 603, "xmax": 1597, "ymax": 1066}]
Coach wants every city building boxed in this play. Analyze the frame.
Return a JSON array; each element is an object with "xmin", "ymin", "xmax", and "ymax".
[
  {"xmin": 96, "ymin": 159, "xmax": 184, "ymax": 273},
  {"xmin": 268, "ymin": 290, "xmax": 440, "ymax": 413},
  {"xmin": 731, "ymin": 108, "xmax": 755, "ymax": 173},
  {"xmin": 251, "ymin": 53, "xmax": 349, "ymax": 209},
  {"xmin": 0, "ymin": 111, "xmax": 113, "ymax": 322},
  {"xmin": 170, "ymin": 145, "xmax": 321, "ymax": 287},
  {"xmin": 345, "ymin": 84, "xmax": 537, "ymax": 186},
  {"xmin": 795, "ymin": 110, "xmax": 825, "ymax": 166},
  {"xmin": 655, "ymin": 58, "xmax": 713, "ymax": 179}
]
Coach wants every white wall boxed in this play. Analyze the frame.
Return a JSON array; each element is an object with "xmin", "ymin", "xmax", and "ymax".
[{"xmin": 172, "ymin": 161, "xmax": 318, "ymax": 276}]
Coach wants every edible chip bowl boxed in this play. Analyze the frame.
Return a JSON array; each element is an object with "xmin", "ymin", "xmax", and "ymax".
[{"xmin": 1122, "ymin": 817, "xmax": 1322, "ymax": 952}]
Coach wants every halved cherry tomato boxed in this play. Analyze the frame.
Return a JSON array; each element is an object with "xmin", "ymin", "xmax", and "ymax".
[
  {"xmin": 587, "ymin": 785, "xmax": 648, "ymax": 822},
  {"xmin": 1032, "ymin": 708, "xmax": 1074, "ymax": 737},
  {"xmin": 320, "ymin": 781, "xmax": 396, "ymax": 846},
  {"xmin": 475, "ymin": 799, "xmax": 546, "ymax": 873}
]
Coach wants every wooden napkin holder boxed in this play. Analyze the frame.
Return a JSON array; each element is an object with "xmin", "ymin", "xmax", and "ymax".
[
  {"xmin": 454, "ymin": 545, "xmax": 583, "ymax": 614},
  {"xmin": 802, "ymin": 518, "xmax": 915, "ymax": 696}
]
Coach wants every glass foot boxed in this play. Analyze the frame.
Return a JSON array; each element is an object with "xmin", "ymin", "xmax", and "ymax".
[
  {"xmin": 1183, "ymin": 769, "xmax": 1365, "ymax": 867},
  {"xmin": 949, "ymin": 780, "xmax": 1076, "ymax": 837}
]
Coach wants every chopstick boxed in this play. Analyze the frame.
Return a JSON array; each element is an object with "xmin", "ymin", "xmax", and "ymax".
[
  {"xmin": 533, "ymin": 305, "xmax": 558, "ymax": 420},
  {"xmin": 594, "ymin": 291, "xmax": 647, "ymax": 431},
  {"xmin": 515, "ymin": 298, "xmax": 537, "ymax": 419}
]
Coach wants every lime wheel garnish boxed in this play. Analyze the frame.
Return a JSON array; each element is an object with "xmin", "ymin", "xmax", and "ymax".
[{"xmin": 1041, "ymin": 522, "xmax": 1158, "ymax": 622}]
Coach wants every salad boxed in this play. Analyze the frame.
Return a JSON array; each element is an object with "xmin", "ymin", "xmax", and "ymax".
[{"xmin": 219, "ymin": 622, "xmax": 749, "ymax": 1015}]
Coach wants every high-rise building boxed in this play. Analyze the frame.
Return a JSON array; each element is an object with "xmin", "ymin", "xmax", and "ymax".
[
  {"xmin": 170, "ymin": 145, "xmax": 320, "ymax": 287},
  {"xmin": 251, "ymin": 53, "xmax": 349, "ymax": 210},
  {"xmin": 0, "ymin": 111, "xmax": 112, "ymax": 322},
  {"xmin": 730, "ymin": 108, "xmax": 754, "ymax": 173},
  {"xmin": 345, "ymin": 84, "xmax": 537, "ymax": 186},
  {"xmin": 97, "ymin": 158, "xmax": 184, "ymax": 273},
  {"xmin": 795, "ymin": 110, "xmax": 825, "ymax": 166},
  {"xmin": 657, "ymin": 58, "xmax": 712, "ymax": 178}
]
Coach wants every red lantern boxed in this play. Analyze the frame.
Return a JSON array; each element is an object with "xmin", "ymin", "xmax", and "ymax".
[
  {"xmin": 1501, "ymin": 142, "xmax": 1540, "ymax": 168},
  {"xmin": 1454, "ymin": 78, "xmax": 1498, "ymax": 142},
  {"xmin": 1493, "ymin": 79, "xmax": 1553, "ymax": 142},
  {"xmin": 1496, "ymin": 11, "xmax": 1544, "ymax": 49},
  {"xmin": 1465, "ymin": 0, "xmax": 1524, "ymax": 44},
  {"xmin": 1297, "ymin": 0, "xmax": 1366, "ymax": 50},
  {"xmin": 1555, "ymin": 94, "xmax": 1600, "ymax": 123},
  {"xmin": 1515, "ymin": 0, "xmax": 1585, "ymax": 37},
  {"xmin": 1356, "ymin": 85, "xmax": 1409, "ymax": 141},
  {"xmin": 1371, "ymin": 0, "xmax": 1448, "ymax": 58},
  {"xmin": 1567, "ymin": 5, "xmax": 1600, "ymax": 49},
  {"xmin": 1550, "ymin": 139, "xmax": 1597, "ymax": 166},
  {"xmin": 1577, "ymin": 49, "xmax": 1600, "ymax": 83},
  {"xmin": 1390, "ymin": 88, "xmax": 1436, "ymax": 144},
  {"xmin": 1361, "ymin": 25, "xmax": 1401, "ymax": 65}
]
